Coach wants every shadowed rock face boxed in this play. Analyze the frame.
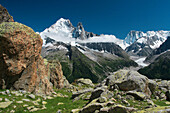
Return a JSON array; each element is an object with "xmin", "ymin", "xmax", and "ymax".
[
  {"xmin": 0, "ymin": 22, "xmax": 53, "ymax": 95},
  {"xmin": 0, "ymin": 5, "xmax": 14, "ymax": 24}
]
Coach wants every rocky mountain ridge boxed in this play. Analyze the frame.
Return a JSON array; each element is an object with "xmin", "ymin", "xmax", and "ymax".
[{"xmin": 125, "ymin": 30, "xmax": 170, "ymax": 56}]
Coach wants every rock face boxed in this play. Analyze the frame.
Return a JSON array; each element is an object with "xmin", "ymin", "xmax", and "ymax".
[
  {"xmin": 0, "ymin": 5, "xmax": 14, "ymax": 24},
  {"xmin": 48, "ymin": 60, "xmax": 64, "ymax": 89},
  {"xmin": 105, "ymin": 70, "xmax": 151, "ymax": 97},
  {"xmin": 0, "ymin": 22, "xmax": 53, "ymax": 95}
]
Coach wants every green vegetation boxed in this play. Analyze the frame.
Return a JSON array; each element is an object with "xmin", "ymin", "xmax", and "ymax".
[
  {"xmin": 138, "ymin": 52, "xmax": 170, "ymax": 80},
  {"xmin": 0, "ymin": 89, "xmax": 88, "ymax": 113},
  {"xmin": 0, "ymin": 22, "xmax": 39, "ymax": 39}
]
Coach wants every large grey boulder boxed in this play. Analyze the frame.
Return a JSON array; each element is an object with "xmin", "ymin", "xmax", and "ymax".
[
  {"xmin": 126, "ymin": 91, "xmax": 147, "ymax": 100},
  {"xmin": 104, "ymin": 70, "xmax": 151, "ymax": 96},
  {"xmin": 71, "ymin": 88, "xmax": 93, "ymax": 99},
  {"xmin": 158, "ymin": 80, "xmax": 170, "ymax": 90},
  {"xmin": 75, "ymin": 78, "xmax": 94, "ymax": 87},
  {"xmin": 90, "ymin": 86, "xmax": 113, "ymax": 102},
  {"xmin": 79, "ymin": 99, "xmax": 104, "ymax": 113},
  {"xmin": 148, "ymin": 79, "xmax": 157, "ymax": 94},
  {"xmin": 108, "ymin": 105, "xmax": 136, "ymax": 113}
]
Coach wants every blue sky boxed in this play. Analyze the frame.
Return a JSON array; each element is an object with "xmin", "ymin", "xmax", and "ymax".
[{"xmin": 1, "ymin": 0, "xmax": 170, "ymax": 39}]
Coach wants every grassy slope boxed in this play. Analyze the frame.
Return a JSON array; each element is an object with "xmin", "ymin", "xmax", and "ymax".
[
  {"xmin": 138, "ymin": 51, "xmax": 170, "ymax": 80},
  {"xmin": 45, "ymin": 46, "xmax": 137, "ymax": 83}
]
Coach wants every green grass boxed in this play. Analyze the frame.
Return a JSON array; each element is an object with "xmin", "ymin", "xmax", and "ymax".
[{"xmin": 0, "ymin": 89, "xmax": 88, "ymax": 113}]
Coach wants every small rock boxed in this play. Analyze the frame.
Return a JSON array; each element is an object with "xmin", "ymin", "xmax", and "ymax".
[
  {"xmin": 5, "ymin": 98, "xmax": 10, "ymax": 102},
  {"xmin": 0, "ymin": 101, "xmax": 12, "ymax": 108},
  {"xmin": 155, "ymin": 96, "xmax": 159, "ymax": 100},
  {"xmin": 47, "ymin": 96, "xmax": 53, "ymax": 99},
  {"xmin": 13, "ymin": 105, "xmax": 16, "ymax": 109},
  {"xmin": 57, "ymin": 102, "xmax": 64, "ymax": 105},
  {"xmin": 10, "ymin": 110, "xmax": 15, "ymax": 113},
  {"xmin": 29, "ymin": 108, "xmax": 40, "ymax": 112},
  {"xmin": 122, "ymin": 99, "xmax": 129, "ymax": 105},
  {"xmin": 57, "ymin": 110, "xmax": 62, "ymax": 113},
  {"xmin": 116, "ymin": 95, "xmax": 121, "ymax": 100},
  {"xmin": 19, "ymin": 90, "xmax": 27, "ymax": 94},
  {"xmin": 22, "ymin": 99, "xmax": 30, "ymax": 102},
  {"xmin": 32, "ymin": 101, "xmax": 39, "ymax": 106},
  {"xmin": 160, "ymin": 93, "xmax": 166, "ymax": 100},
  {"xmin": 36, "ymin": 98, "xmax": 41, "ymax": 102},
  {"xmin": 165, "ymin": 102, "xmax": 170, "ymax": 105},
  {"xmin": 147, "ymin": 99, "xmax": 154, "ymax": 106},
  {"xmin": 28, "ymin": 94, "xmax": 35, "ymax": 99},
  {"xmin": 98, "ymin": 97, "xmax": 107, "ymax": 103},
  {"xmin": 71, "ymin": 109, "xmax": 80, "ymax": 113},
  {"xmin": 1, "ymin": 91, "xmax": 6, "ymax": 95},
  {"xmin": 6, "ymin": 90, "xmax": 10, "ymax": 94},
  {"xmin": 125, "ymin": 95, "xmax": 135, "ymax": 100},
  {"xmin": 100, "ymin": 107, "xmax": 109, "ymax": 112},
  {"xmin": 27, "ymin": 106, "xmax": 34, "ymax": 110},
  {"xmin": 42, "ymin": 101, "xmax": 47, "ymax": 105},
  {"xmin": 111, "ymin": 98, "xmax": 117, "ymax": 102},
  {"xmin": 42, "ymin": 105, "xmax": 46, "ymax": 110},
  {"xmin": 23, "ymin": 104, "xmax": 28, "ymax": 107},
  {"xmin": 56, "ymin": 93, "xmax": 64, "ymax": 97},
  {"xmin": 16, "ymin": 101, "xmax": 23, "ymax": 104}
]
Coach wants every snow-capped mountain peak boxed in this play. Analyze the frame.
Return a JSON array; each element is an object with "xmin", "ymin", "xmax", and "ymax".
[
  {"xmin": 125, "ymin": 30, "xmax": 170, "ymax": 56},
  {"xmin": 40, "ymin": 18, "xmax": 75, "ymax": 46}
]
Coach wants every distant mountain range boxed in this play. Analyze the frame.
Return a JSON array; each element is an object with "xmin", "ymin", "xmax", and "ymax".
[
  {"xmin": 39, "ymin": 18, "xmax": 170, "ymax": 57},
  {"xmin": 39, "ymin": 18, "xmax": 170, "ymax": 81}
]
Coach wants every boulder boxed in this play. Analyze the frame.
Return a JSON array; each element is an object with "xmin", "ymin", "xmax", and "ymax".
[
  {"xmin": 71, "ymin": 88, "xmax": 93, "ymax": 99},
  {"xmin": 90, "ymin": 86, "xmax": 107, "ymax": 101},
  {"xmin": 0, "ymin": 22, "xmax": 53, "ymax": 95},
  {"xmin": 108, "ymin": 105, "xmax": 136, "ymax": 113},
  {"xmin": 158, "ymin": 80, "xmax": 170, "ymax": 90},
  {"xmin": 148, "ymin": 79, "xmax": 157, "ymax": 94},
  {"xmin": 0, "ymin": 5, "xmax": 14, "ymax": 24},
  {"xmin": 105, "ymin": 70, "xmax": 151, "ymax": 96},
  {"xmin": 48, "ymin": 60, "xmax": 64, "ymax": 89},
  {"xmin": 79, "ymin": 99, "xmax": 104, "ymax": 113},
  {"xmin": 135, "ymin": 106, "xmax": 170, "ymax": 113},
  {"xmin": 126, "ymin": 91, "xmax": 147, "ymax": 100},
  {"xmin": 75, "ymin": 78, "xmax": 94, "ymax": 87}
]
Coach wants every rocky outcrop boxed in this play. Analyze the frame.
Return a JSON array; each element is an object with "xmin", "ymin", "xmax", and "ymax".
[
  {"xmin": 75, "ymin": 78, "xmax": 94, "ymax": 87},
  {"xmin": 105, "ymin": 70, "xmax": 151, "ymax": 97},
  {"xmin": 0, "ymin": 5, "xmax": 14, "ymax": 24},
  {"xmin": 0, "ymin": 22, "xmax": 53, "ymax": 95},
  {"xmin": 47, "ymin": 60, "xmax": 64, "ymax": 89}
]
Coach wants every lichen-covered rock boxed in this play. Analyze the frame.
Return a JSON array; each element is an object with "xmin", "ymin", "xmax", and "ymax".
[
  {"xmin": 126, "ymin": 91, "xmax": 147, "ymax": 100},
  {"xmin": 148, "ymin": 79, "xmax": 157, "ymax": 94},
  {"xmin": 105, "ymin": 70, "xmax": 151, "ymax": 97},
  {"xmin": 0, "ymin": 5, "xmax": 14, "ymax": 24},
  {"xmin": 72, "ymin": 88, "xmax": 93, "ymax": 99},
  {"xmin": 134, "ymin": 106, "xmax": 170, "ymax": 113},
  {"xmin": 108, "ymin": 105, "xmax": 136, "ymax": 113},
  {"xmin": 158, "ymin": 80, "xmax": 170, "ymax": 90},
  {"xmin": 0, "ymin": 22, "xmax": 53, "ymax": 95},
  {"xmin": 48, "ymin": 60, "xmax": 64, "ymax": 89},
  {"xmin": 0, "ymin": 101, "xmax": 12, "ymax": 108},
  {"xmin": 75, "ymin": 78, "xmax": 94, "ymax": 87},
  {"xmin": 79, "ymin": 99, "xmax": 104, "ymax": 113}
]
